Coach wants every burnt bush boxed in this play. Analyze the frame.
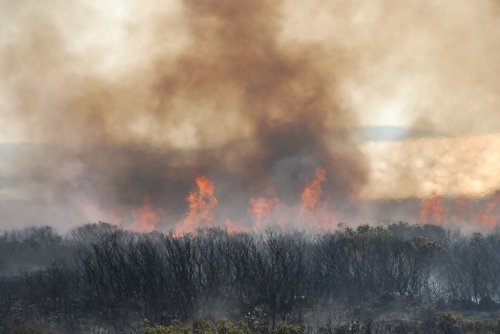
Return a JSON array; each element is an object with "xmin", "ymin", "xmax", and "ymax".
[{"xmin": 1, "ymin": 223, "xmax": 499, "ymax": 333}]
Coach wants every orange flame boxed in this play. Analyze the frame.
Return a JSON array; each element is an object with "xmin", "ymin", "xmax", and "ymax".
[
  {"xmin": 299, "ymin": 167, "xmax": 335, "ymax": 229},
  {"xmin": 81, "ymin": 167, "xmax": 497, "ymax": 234},
  {"xmin": 179, "ymin": 176, "xmax": 218, "ymax": 233},
  {"xmin": 420, "ymin": 192, "xmax": 446, "ymax": 225},
  {"xmin": 133, "ymin": 196, "xmax": 160, "ymax": 232},
  {"xmin": 300, "ymin": 167, "xmax": 327, "ymax": 214},
  {"xmin": 477, "ymin": 191, "xmax": 500, "ymax": 229}
]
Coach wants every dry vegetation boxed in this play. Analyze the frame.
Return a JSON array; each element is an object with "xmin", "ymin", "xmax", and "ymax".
[{"xmin": 0, "ymin": 223, "xmax": 499, "ymax": 333}]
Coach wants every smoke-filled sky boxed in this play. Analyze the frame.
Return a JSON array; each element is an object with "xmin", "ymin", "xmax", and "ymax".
[{"xmin": 0, "ymin": 0, "xmax": 499, "ymax": 230}]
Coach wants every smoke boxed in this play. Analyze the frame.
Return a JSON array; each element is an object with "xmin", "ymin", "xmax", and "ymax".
[
  {"xmin": 0, "ymin": 0, "xmax": 368, "ymax": 229},
  {"xmin": 290, "ymin": 0, "xmax": 500, "ymax": 135},
  {"xmin": 0, "ymin": 0, "xmax": 499, "ymax": 230}
]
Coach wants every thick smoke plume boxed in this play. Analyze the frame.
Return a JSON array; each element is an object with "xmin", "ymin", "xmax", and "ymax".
[
  {"xmin": 0, "ymin": 0, "xmax": 367, "ymax": 229},
  {"xmin": 1, "ymin": 0, "xmax": 499, "ymax": 230}
]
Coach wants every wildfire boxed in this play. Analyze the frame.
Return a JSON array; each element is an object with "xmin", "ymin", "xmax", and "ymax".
[
  {"xmin": 420, "ymin": 191, "xmax": 499, "ymax": 229},
  {"xmin": 132, "ymin": 196, "xmax": 160, "ymax": 232},
  {"xmin": 420, "ymin": 192, "xmax": 446, "ymax": 225},
  {"xmin": 80, "ymin": 170, "xmax": 498, "ymax": 234},
  {"xmin": 300, "ymin": 168, "xmax": 326, "ymax": 213},
  {"xmin": 299, "ymin": 167, "xmax": 335, "ymax": 229},
  {"xmin": 178, "ymin": 176, "xmax": 218, "ymax": 233}
]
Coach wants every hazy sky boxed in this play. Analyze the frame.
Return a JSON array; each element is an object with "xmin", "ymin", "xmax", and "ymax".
[
  {"xmin": 2, "ymin": 0, "xmax": 500, "ymax": 136},
  {"xmin": 1, "ymin": 0, "xmax": 500, "ymax": 141},
  {"xmin": 0, "ymin": 0, "xmax": 499, "ymax": 229}
]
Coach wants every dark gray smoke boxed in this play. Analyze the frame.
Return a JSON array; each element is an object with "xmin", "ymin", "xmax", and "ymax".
[{"xmin": 0, "ymin": 0, "xmax": 367, "ymax": 230}]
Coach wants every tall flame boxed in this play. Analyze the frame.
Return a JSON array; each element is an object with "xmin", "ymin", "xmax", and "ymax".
[
  {"xmin": 300, "ymin": 168, "xmax": 327, "ymax": 213},
  {"xmin": 178, "ymin": 176, "xmax": 218, "ymax": 233},
  {"xmin": 80, "ymin": 169, "xmax": 497, "ymax": 234},
  {"xmin": 420, "ymin": 192, "xmax": 446, "ymax": 225},
  {"xmin": 299, "ymin": 167, "xmax": 335, "ymax": 229}
]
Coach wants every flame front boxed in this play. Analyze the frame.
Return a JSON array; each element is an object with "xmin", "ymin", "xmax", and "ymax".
[
  {"xmin": 420, "ymin": 192, "xmax": 446, "ymax": 225},
  {"xmin": 300, "ymin": 168, "xmax": 326, "ymax": 214},
  {"xmin": 79, "ymin": 170, "xmax": 498, "ymax": 234},
  {"xmin": 178, "ymin": 176, "xmax": 218, "ymax": 233},
  {"xmin": 419, "ymin": 191, "xmax": 499, "ymax": 229},
  {"xmin": 299, "ymin": 167, "xmax": 336, "ymax": 229}
]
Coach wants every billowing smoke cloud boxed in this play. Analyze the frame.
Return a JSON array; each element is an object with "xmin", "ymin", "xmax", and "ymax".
[
  {"xmin": 1, "ymin": 0, "xmax": 499, "ymax": 230},
  {"xmin": 0, "ymin": 0, "xmax": 368, "ymax": 229}
]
